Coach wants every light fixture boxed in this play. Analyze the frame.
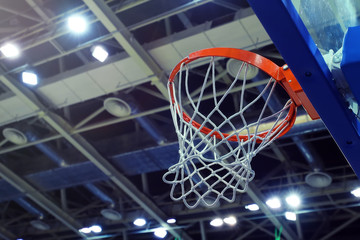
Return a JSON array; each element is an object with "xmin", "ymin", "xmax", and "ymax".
[
  {"xmin": 166, "ymin": 218, "xmax": 176, "ymax": 224},
  {"xmin": 22, "ymin": 71, "xmax": 38, "ymax": 86},
  {"xmin": 210, "ymin": 218, "xmax": 223, "ymax": 227},
  {"xmin": 266, "ymin": 197, "xmax": 281, "ymax": 209},
  {"xmin": 245, "ymin": 203, "xmax": 259, "ymax": 211},
  {"xmin": 67, "ymin": 15, "xmax": 87, "ymax": 33},
  {"xmin": 351, "ymin": 187, "xmax": 360, "ymax": 197},
  {"xmin": 0, "ymin": 43, "xmax": 20, "ymax": 58},
  {"xmin": 154, "ymin": 227, "xmax": 167, "ymax": 238},
  {"xmin": 223, "ymin": 216, "xmax": 237, "ymax": 226},
  {"xmin": 79, "ymin": 227, "xmax": 91, "ymax": 234},
  {"xmin": 92, "ymin": 45, "xmax": 108, "ymax": 62},
  {"xmin": 30, "ymin": 220, "xmax": 50, "ymax": 230},
  {"xmin": 284, "ymin": 211, "xmax": 297, "ymax": 221},
  {"xmin": 133, "ymin": 218, "xmax": 146, "ymax": 227},
  {"xmin": 285, "ymin": 194, "xmax": 301, "ymax": 208},
  {"xmin": 89, "ymin": 225, "xmax": 102, "ymax": 233},
  {"xmin": 100, "ymin": 208, "xmax": 122, "ymax": 221}
]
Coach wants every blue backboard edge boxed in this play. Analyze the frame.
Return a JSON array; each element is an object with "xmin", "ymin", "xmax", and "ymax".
[{"xmin": 247, "ymin": 0, "xmax": 360, "ymax": 177}]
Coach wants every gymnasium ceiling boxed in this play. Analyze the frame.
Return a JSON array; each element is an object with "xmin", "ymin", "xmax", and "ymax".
[{"xmin": 0, "ymin": 0, "xmax": 359, "ymax": 239}]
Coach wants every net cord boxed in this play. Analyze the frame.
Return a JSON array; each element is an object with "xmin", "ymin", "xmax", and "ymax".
[{"xmin": 164, "ymin": 56, "xmax": 294, "ymax": 208}]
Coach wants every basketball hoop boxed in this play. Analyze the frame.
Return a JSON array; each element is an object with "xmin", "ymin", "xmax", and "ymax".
[{"xmin": 163, "ymin": 48, "xmax": 318, "ymax": 208}]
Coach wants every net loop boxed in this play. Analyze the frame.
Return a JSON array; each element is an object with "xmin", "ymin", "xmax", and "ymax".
[{"xmin": 163, "ymin": 48, "xmax": 297, "ymax": 208}]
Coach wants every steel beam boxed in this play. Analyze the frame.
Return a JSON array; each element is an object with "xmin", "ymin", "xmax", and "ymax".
[
  {"xmin": 0, "ymin": 73, "xmax": 192, "ymax": 240},
  {"xmin": 83, "ymin": 0, "xmax": 168, "ymax": 98},
  {"xmin": 199, "ymin": 220, "xmax": 207, "ymax": 240},
  {"xmin": 0, "ymin": 5, "xmax": 41, "ymax": 22},
  {"xmin": 0, "ymin": 225, "xmax": 16, "ymax": 240},
  {"xmin": 246, "ymin": 183, "xmax": 298, "ymax": 240},
  {"xmin": 319, "ymin": 215, "xmax": 360, "ymax": 240},
  {"xmin": 0, "ymin": 161, "xmax": 85, "ymax": 239},
  {"xmin": 235, "ymin": 219, "xmax": 269, "ymax": 240},
  {"xmin": 212, "ymin": 0, "xmax": 240, "ymax": 11}
]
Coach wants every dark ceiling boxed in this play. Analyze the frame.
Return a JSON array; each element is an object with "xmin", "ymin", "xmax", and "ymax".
[{"xmin": 0, "ymin": 0, "xmax": 359, "ymax": 240}]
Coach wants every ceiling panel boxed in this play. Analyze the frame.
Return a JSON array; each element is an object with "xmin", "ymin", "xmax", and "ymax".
[
  {"xmin": 38, "ymin": 81, "xmax": 80, "ymax": 108},
  {"xmin": 173, "ymin": 33, "xmax": 214, "ymax": 58},
  {"xmin": 205, "ymin": 21, "xmax": 253, "ymax": 48},
  {"xmin": 149, "ymin": 44, "xmax": 183, "ymax": 72},
  {"xmin": 240, "ymin": 15, "xmax": 271, "ymax": 45},
  {"xmin": 0, "ymin": 96, "xmax": 34, "ymax": 119},
  {"xmin": 87, "ymin": 64, "xmax": 129, "ymax": 94},
  {"xmin": 113, "ymin": 57, "xmax": 149, "ymax": 82},
  {"xmin": 63, "ymin": 73, "xmax": 105, "ymax": 101}
]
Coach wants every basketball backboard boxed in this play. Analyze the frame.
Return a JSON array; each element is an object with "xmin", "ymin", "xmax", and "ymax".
[{"xmin": 248, "ymin": 0, "xmax": 360, "ymax": 176}]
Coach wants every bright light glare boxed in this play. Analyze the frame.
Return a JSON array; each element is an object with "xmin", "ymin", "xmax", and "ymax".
[
  {"xmin": 0, "ymin": 43, "xmax": 20, "ymax": 58},
  {"xmin": 92, "ymin": 45, "xmax": 108, "ymax": 62},
  {"xmin": 351, "ymin": 187, "xmax": 360, "ymax": 197},
  {"xmin": 22, "ymin": 72, "xmax": 38, "ymax": 85},
  {"xmin": 286, "ymin": 194, "xmax": 301, "ymax": 208},
  {"xmin": 266, "ymin": 197, "xmax": 281, "ymax": 209},
  {"xmin": 79, "ymin": 227, "xmax": 91, "ymax": 234},
  {"xmin": 245, "ymin": 203, "xmax": 259, "ymax": 211},
  {"xmin": 223, "ymin": 216, "xmax": 237, "ymax": 226},
  {"xmin": 133, "ymin": 218, "xmax": 146, "ymax": 227},
  {"xmin": 89, "ymin": 225, "xmax": 102, "ymax": 233},
  {"xmin": 166, "ymin": 218, "xmax": 176, "ymax": 224},
  {"xmin": 67, "ymin": 15, "xmax": 87, "ymax": 33},
  {"xmin": 210, "ymin": 218, "xmax": 223, "ymax": 227},
  {"xmin": 285, "ymin": 211, "xmax": 297, "ymax": 221},
  {"xmin": 154, "ymin": 227, "xmax": 167, "ymax": 238}
]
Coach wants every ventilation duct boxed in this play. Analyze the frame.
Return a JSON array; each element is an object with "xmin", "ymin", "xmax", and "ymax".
[
  {"xmin": 24, "ymin": 128, "xmax": 119, "ymax": 219},
  {"xmin": 15, "ymin": 198, "xmax": 44, "ymax": 218},
  {"xmin": 25, "ymin": 130, "xmax": 66, "ymax": 167},
  {"xmin": 15, "ymin": 198, "xmax": 49, "ymax": 231},
  {"xmin": 84, "ymin": 183, "xmax": 114, "ymax": 207},
  {"xmin": 293, "ymin": 135, "xmax": 332, "ymax": 188}
]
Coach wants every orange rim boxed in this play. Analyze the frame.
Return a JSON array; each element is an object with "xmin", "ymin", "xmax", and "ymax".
[{"xmin": 168, "ymin": 48, "xmax": 297, "ymax": 142}]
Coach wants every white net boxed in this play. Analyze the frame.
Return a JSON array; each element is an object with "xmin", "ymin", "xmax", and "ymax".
[{"xmin": 163, "ymin": 54, "xmax": 295, "ymax": 208}]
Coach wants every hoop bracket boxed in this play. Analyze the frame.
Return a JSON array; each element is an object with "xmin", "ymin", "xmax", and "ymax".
[{"xmin": 281, "ymin": 66, "xmax": 320, "ymax": 120}]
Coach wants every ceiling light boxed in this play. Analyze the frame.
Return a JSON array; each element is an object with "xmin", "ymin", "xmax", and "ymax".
[
  {"xmin": 30, "ymin": 220, "xmax": 50, "ymax": 230},
  {"xmin": 285, "ymin": 194, "xmax": 301, "ymax": 208},
  {"xmin": 22, "ymin": 71, "xmax": 38, "ymax": 86},
  {"xmin": 166, "ymin": 218, "xmax": 176, "ymax": 224},
  {"xmin": 133, "ymin": 218, "xmax": 146, "ymax": 227},
  {"xmin": 223, "ymin": 216, "xmax": 237, "ymax": 226},
  {"xmin": 89, "ymin": 225, "xmax": 102, "ymax": 233},
  {"xmin": 0, "ymin": 43, "xmax": 20, "ymax": 58},
  {"xmin": 210, "ymin": 218, "xmax": 223, "ymax": 227},
  {"xmin": 104, "ymin": 97, "xmax": 132, "ymax": 118},
  {"xmin": 101, "ymin": 208, "xmax": 122, "ymax": 221},
  {"xmin": 2, "ymin": 128, "xmax": 27, "ymax": 145},
  {"xmin": 92, "ymin": 45, "xmax": 108, "ymax": 62},
  {"xmin": 285, "ymin": 211, "xmax": 297, "ymax": 221},
  {"xmin": 245, "ymin": 203, "xmax": 259, "ymax": 211},
  {"xmin": 351, "ymin": 187, "xmax": 360, "ymax": 197},
  {"xmin": 266, "ymin": 197, "xmax": 281, "ymax": 209},
  {"xmin": 154, "ymin": 227, "xmax": 167, "ymax": 238},
  {"xmin": 79, "ymin": 227, "xmax": 91, "ymax": 234},
  {"xmin": 67, "ymin": 15, "xmax": 87, "ymax": 33}
]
